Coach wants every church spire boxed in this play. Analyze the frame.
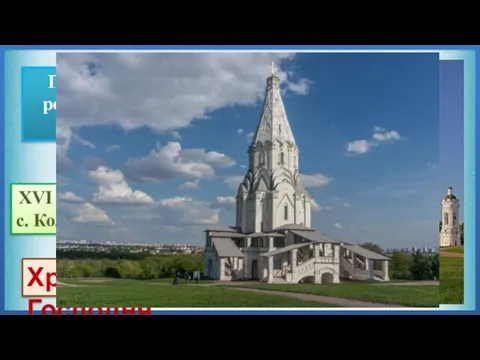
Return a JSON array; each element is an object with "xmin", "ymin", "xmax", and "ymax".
[{"xmin": 250, "ymin": 62, "xmax": 296, "ymax": 146}]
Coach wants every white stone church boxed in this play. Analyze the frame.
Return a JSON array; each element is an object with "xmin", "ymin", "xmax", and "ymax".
[{"xmin": 203, "ymin": 64, "xmax": 390, "ymax": 284}]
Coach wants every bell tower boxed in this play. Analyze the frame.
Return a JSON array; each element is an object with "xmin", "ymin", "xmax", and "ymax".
[{"xmin": 439, "ymin": 186, "xmax": 461, "ymax": 247}]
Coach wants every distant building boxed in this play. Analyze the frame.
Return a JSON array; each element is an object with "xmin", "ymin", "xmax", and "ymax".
[{"xmin": 439, "ymin": 186, "xmax": 461, "ymax": 247}]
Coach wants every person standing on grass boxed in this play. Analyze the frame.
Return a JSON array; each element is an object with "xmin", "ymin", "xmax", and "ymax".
[{"xmin": 184, "ymin": 272, "xmax": 188, "ymax": 284}]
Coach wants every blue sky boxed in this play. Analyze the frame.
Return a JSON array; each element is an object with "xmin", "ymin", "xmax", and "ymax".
[{"xmin": 56, "ymin": 52, "xmax": 463, "ymax": 248}]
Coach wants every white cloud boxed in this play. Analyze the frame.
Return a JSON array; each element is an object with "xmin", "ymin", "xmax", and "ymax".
[
  {"xmin": 237, "ymin": 128, "xmax": 243, "ymax": 135},
  {"xmin": 342, "ymin": 203, "xmax": 351, "ymax": 208},
  {"xmin": 224, "ymin": 175, "xmax": 244, "ymax": 189},
  {"xmin": 123, "ymin": 141, "xmax": 235, "ymax": 182},
  {"xmin": 310, "ymin": 198, "xmax": 321, "ymax": 211},
  {"xmin": 82, "ymin": 156, "xmax": 106, "ymax": 171},
  {"xmin": 179, "ymin": 179, "xmax": 199, "ymax": 190},
  {"xmin": 246, "ymin": 132, "xmax": 254, "ymax": 143},
  {"xmin": 122, "ymin": 213, "xmax": 162, "ymax": 221},
  {"xmin": 56, "ymin": 124, "xmax": 73, "ymax": 173},
  {"xmin": 72, "ymin": 203, "xmax": 112, "ymax": 224},
  {"xmin": 159, "ymin": 197, "xmax": 219, "ymax": 225},
  {"xmin": 171, "ymin": 131, "xmax": 182, "ymax": 140},
  {"xmin": 216, "ymin": 196, "xmax": 236, "ymax": 205},
  {"xmin": 106, "ymin": 144, "xmax": 120, "ymax": 152},
  {"xmin": 56, "ymin": 53, "xmax": 310, "ymax": 176},
  {"xmin": 346, "ymin": 140, "xmax": 372, "ymax": 154},
  {"xmin": 346, "ymin": 127, "xmax": 402, "ymax": 155},
  {"xmin": 73, "ymin": 133, "xmax": 95, "ymax": 148},
  {"xmin": 89, "ymin": 166, "xmax": 155, "ymax": 205},
  {"xmin": 301, "ymin": 173, "xmax": 332, "ymax": 188},
  {"xmin": 334, "ymin": 223, "xmax": 343, "ymax": 229},
  {"xmin": 56, "ymin": 122, "xmax": 99, "ymax": 173},
  {"xmin": 57, "ymin": 175, "xmax": 70, "ymax": 186},
  {"xmin": 58, "ymin": 191, "xmax": 84, "ymax": 203},
  {"xmin": 57, "ymin": 53, "xmax": 311, "ymax": 133},
  {"xmin": 372, "ymin": 130, "xmax": 401, "ymax": 142},
  {"xmin": 62, "ymin": 202, "xmax": 113, "ymax": 224},
  {"xmin": 286, "ymin": 78, "xmax": 312, "ymax": 95}
]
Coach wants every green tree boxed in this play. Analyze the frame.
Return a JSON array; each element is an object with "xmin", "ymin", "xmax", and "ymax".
[
  {"xmin": 139, "ymin": 260, "xmax": 157, "ymax": 279},
  {"xmin": 410, "ymin": 251, "xmax": 433, "ymax": 280},
  {"xmin": 117, "ymin": 260, "xmax": 142, "ymax": 279},
  {"xmin": 71, "ymin": 264, "xmax": 96, "ymax": 277},
  {"xmin": 389, "ymin": 251, "xmax": 412, "ymax": 280},
  {"xmin": 359, "ymin": 242, "xmax": 382, "ymax": 254},
  {"xmin": 429, "ymin": 254, "xmax": 439, "ymax": 280},
  {"xmin": 104, "ymin": 267, "xmax": 122, "ymax": 278},
  {"xmin": 57, "ymin": 254, "xmax": 206, "ymax": 280}
]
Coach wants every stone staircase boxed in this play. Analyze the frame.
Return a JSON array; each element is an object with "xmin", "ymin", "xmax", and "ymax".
[
  {"xmin": 340, "ymin": 256, "xmax": 369, "ymax": 280},
  {"xmin": 340, "ymin": 256, "xmax": 385, "ymax": 281}
]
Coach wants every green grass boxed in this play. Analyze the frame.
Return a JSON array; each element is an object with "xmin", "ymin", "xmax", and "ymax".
[
  {"xmin": 57, "ymin": 279, "xmax": 336, "ymax": 307},
  {"xmin": 239, "ymin": 282, "xmax": 439, "ymax": 307},
  {"xmin": 440, "ymin": 256, "xmax": 464, "ymax": 304},
  {"xmin": 442, "ymin": 246, "xmax": 464, "ymax": 254}
]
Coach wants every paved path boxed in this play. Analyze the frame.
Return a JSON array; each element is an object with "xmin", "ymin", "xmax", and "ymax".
[
  {"xmin": 440, "ymin": 251, "xmax": 464, "ymax": 258},
  {"xmin": 224, "ymin": 287, "xmax": 406, "ymax": 308},
  {"xmin": 57, "ymin": 281, "xmax": 88, "ymax": 287}
]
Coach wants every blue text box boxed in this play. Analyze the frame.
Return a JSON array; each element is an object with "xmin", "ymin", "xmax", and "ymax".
[{"xmin": 21, "ymin": 66, "xmax": 56, "ymax": 142}]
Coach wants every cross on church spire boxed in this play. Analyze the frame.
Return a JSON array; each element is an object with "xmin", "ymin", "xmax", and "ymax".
[{"xmin": 270, "ymin": 61, "xmax": 277, "ymax": 76}]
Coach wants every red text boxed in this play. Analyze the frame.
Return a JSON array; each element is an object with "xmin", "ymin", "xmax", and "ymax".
[
  {"xmin": 28, "ymin": 299, "xmax": 151, "ymax": 315},
  {"xmin": 27, "ymin": 267, "xmax": 56, "ymax": 293}
]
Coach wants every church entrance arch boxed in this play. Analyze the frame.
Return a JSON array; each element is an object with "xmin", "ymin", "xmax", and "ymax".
[
  {"xmin": 321, "ymin": 272, "xmax": 334, "ymax": 284},
  {"xmin": 251, "ymin": 260, "xmax": 258, "ymax": 280}
]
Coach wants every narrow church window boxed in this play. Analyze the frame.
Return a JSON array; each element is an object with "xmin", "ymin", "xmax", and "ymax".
[
  {"xmin": 280, "ymin": 152, "xmax": 285, "ymax": 164},
  {"xmin": 453, "ymin": 214, "xmax": 457, "ymax": 224},
  {"xmin": 444, "ymin": 213, "xmax": 449, "ymax": 225},
  {"xmin": 278, "ymin": 124, "xmax": 282, "ymax": 133},
  {"xmin": 260, "ymin": 152, "xmax": 265, "ymax": 165},
  {"xmin": 284, "ymin": 204, "xmax": 288, "ymax": 220}
]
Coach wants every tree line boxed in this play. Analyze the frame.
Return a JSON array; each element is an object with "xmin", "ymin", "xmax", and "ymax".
[
  {"xmin": 360, "ymin": 242, "xmax": 439, "ymax": 281},
  {"xmin": 389, "ymin": 251, "xmax": 439, "ymax": 281},
  {"xmin": 57, "ymin": 253, "xmax": 204, "ymax": 279},
  {"xmin": 58, "ymin": 250, "xmax": 171, "ymax": 261}
]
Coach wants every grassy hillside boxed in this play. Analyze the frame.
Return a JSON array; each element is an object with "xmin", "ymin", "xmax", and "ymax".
[{"xmin": 439, "ymin": 256, "xmax": 464, "ymax": 304}]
